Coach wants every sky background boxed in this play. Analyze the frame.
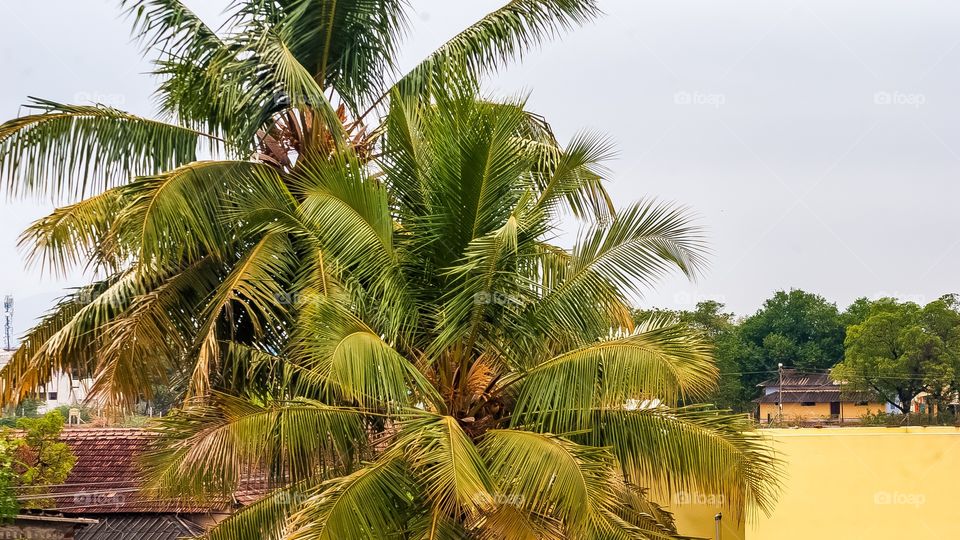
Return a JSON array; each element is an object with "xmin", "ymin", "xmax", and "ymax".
[{"xmin": 1, "ymin": 0, "xmax": 959, "ymax": 338}]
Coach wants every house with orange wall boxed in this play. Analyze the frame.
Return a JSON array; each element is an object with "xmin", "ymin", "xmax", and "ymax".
[{"xmin": 755, "ymin": 369, "xmax": 884, "ymax": 424}]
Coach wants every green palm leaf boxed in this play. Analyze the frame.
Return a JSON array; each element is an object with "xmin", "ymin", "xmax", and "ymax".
[
  {"xmin": 510, "ymin": 319, "xmax": 718, "ymax": 432},
  {"xmin": 144, "ymin": 393, "xmax": 367, "ymax": 499},
  {"xmin": 395, "ymin": 0, "xmax": 601, "ymax": 98},
  {"xmin": 583, "ymin": 405, "xmax": 782, "ymax": 515},
  {"xmin": 281, "ymin": 457, "xmax": 414, "ymax": 540},
  {"xmin": 398, "ymin": 415, "xmax": 495, "ymax": 519},
  {"xmin": 0, "ymin": 99, "xmax": 217, "ymax": 200},
  {"xmin": 18, "ymin": 187, "xmax": 126, "ymax": 277},
  {"xmin": 479, "ymin": 429, "xmax": 616, "ymax": 537}
]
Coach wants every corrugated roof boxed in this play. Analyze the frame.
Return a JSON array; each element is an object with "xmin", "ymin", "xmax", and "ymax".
[
  {"xmin": 75, "ymin": 514, "xmax": 203, "ymax": 540},
  {"xmin": 756, "ymin": 390, "xmax": 879, "ymax": 403},
  {"xmin": 757, "ymin": 369, "xmax": 835, "ymax": 388}
]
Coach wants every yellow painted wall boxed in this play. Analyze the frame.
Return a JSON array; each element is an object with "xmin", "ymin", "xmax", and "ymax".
[
  {"xmin": 840, "ymin": 401, "xmax": 885, "ymax": 419},
  {"xmin": 664, "ymin": 492, "xmax": 745, "ymax": 540},
  {"xmin": 749, "ymin": 427, "xmax": 960, "ymax": 539},
  {"xmin": 668, "ymin": 427, "xmax": 960, "ymax": 539},
  {"xmin": 759, "ymin": 402, "xmax": 830, "ymax": 422},
  {"xmin": 758, "ymin": 402, "xmax": 885, "ymax": 423}
]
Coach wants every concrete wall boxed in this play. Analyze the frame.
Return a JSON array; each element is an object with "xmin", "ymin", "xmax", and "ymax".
[{"xmin": 669, "ymin": 427, "xmax": 960, "ymax": 539}]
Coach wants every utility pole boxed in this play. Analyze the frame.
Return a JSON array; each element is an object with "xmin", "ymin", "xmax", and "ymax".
[{"xmin": 777, "ymin": 363, "xmax": 784, "ymax": 424}]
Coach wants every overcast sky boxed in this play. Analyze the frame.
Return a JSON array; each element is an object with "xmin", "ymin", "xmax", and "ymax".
[{"xmin": 2, "ymin": 0, "xmax": 959, "ymax": 337}]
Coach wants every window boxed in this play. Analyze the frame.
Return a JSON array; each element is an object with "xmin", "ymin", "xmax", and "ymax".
[
  {"xmin": 801, "ymin": 402, "xmax": 817, "ymax": 407},
  {"xmin": 855, "ymin": 400, "xmax": 869, "ymax": 406},
  {"xmin": 47, "ymin": 392, "xmax": 58, "ymax": 401}
]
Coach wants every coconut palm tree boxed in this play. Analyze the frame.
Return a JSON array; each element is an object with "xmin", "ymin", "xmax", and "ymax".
[
  {"xmin": 127, "ymin": 92, "xmax": 776, "ymax": 539},
  {"xmin": 0, "ymin": 2, "xmax": 779, "ymax": 537},
  {"xmin": 0, "ymin": 0, "xmax": 601, "ymax": 400}
]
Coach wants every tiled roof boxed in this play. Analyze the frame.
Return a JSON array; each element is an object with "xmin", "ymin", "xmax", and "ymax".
[
  {"xmin": 50, "ymin": 427, "xmax": 229, "ymax": 515},
  {"xmin": 75, "ymin": 514, "xmax": 204, "ymax": 540}
]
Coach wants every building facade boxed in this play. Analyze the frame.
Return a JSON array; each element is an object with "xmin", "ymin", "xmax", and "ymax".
[
  {"xmin": 755, "ymin": 369, "xmax": 885, "ymax": 424},
  {"xmin": 0, "ymin": 350, "xmax": 93, "ymax": 413}
]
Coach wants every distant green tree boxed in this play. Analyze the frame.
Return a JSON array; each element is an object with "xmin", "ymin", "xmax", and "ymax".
[
  {"xmin": 13, "ymin": 411, "xmax": 76, "ymax": 510},
  {"xmin": 840, "ymin": 297, "xmax": 874, "ymax": 327},
  {"xmin": 737, "ymin": 289, "xmax": 845, "ymax": 398},
  {"xmin": 0, "ymin": 437, "xmax": 17, "ymax": 521},
  {"xmin": 833, "ymin": 296, "xmax": 960, "ymax": 414}
]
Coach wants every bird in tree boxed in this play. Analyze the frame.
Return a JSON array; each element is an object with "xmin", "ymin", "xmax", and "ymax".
[{"xmin": 0, "ymin": 1, "xmax": 779, "ymax": 538}]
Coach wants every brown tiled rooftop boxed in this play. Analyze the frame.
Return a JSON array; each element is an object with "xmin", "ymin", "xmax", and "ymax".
[{"xmin": 29, "ymin": 427, "xmax": 257, "ymax": 515}]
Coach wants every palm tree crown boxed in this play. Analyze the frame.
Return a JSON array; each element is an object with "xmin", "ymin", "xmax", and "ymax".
[{"xmin": 0, "ymin": 1, "xmax": 778, "ymax": 538}]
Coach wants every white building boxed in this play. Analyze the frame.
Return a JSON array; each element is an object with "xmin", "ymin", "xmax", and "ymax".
[{"xmin": 0, "ymin": 349, "xmax": 92, "ymax": 412}]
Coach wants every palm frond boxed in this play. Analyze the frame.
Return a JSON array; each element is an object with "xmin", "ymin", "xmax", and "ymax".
[
  {"xmin": 282, "ymin": 457, "xmax": 414, "ymax": 540},
  {"xmin": 0, "ymin": 99, "xmax": 216, "ymax": 200},
  {"xmin": 116, "ymin": 160, "xmax": 272, "ymax": 265},
  {"xmin": 479, "ymin": 429, "xmax": 615, "ymax": 537},
  {"xmin": 527, "ymin": 199, "xmax": 707, "ymax": 344},
  {"xmin": 91, "ymin": 256, "xmax": 221, "ymax": 406},
  {"xmin": 275, "ymin": 0, "xmax": 409, "ymax": 111},
  {"xmin": 533, "ymin": 130, "xmax": 616, "ymax": 221},
  {"xmin": 290, "ymin": 297, "xmax": 441, "ymax": 410},
  {"xmin": 144, "ymin": 393, "xmax": 367, "ymax": 499},
  {"xmin": 207, "ymin": 482, "xmax": 319, "ymax": 540},
  {"xmin": 510, "ymin": 320, "xmax": 718, "ymax": 432},
  {"xmin": 0, "ymin": 270, "xmax": 153, "ymax": 404},
  {"xmin": 397, "ymin": 415, "xmax": 495, "ymax": 519},
  {"xmin": 0, "ymin": 288, "xmax": 94, "ymax": 405},
  {"xmin": 395, "ymin": 0, "xmax": 601, "ymax": 97},
  {"xmin": 121, "ymin": 0, "xmax": 223, "ymax": 59},
  {"xmin": 583, "ymin": 405, "xmax": 782, "ymax": 516},
  {"xmin": 18, "ymin": 187, "xmax": 126, "ymax": 277},
  {"xmin": 188, "ymin": 232, "xmax": 295, "ymax": 397}
]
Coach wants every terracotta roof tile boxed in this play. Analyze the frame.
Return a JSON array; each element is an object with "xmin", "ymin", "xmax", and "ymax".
[{"xmin": 51, "ymin": 427, "xmax": 228, "ymax": 514}]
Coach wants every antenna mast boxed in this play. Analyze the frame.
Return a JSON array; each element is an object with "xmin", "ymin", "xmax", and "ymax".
[{"xmin": 3, "ymin": 295, "xmax": 12, "ymax": 351}]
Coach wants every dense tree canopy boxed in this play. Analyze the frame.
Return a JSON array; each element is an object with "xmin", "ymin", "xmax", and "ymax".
[
  {"xmin": 734, "ymin": 289, "xmax": 845, "ymax": 399},
  {"xmin": 833, "ymin": 296, "xmax": 960, "ymax": 413}
]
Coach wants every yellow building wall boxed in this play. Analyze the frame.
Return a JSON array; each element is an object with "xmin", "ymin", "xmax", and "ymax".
[
  {"xmin": 652, "ymin": 488, "xmax": 745, "ymax": 540},
  {"xmin": 668, "ymin": 427, "xmax": 960, "ymax": 539},
  {"xmin": 758, "ymin": 401, "xmax": 885, "ymax": 423},
  {"xmin": 749, "ymin": 427, "xmax": 960, "ymax": 539},
  {"xmin": 758, "ymin": 402, "xmax": 830, "ymax": 422},
  {"xmin": 840, "ymin": 401, "xmax": 885, "ymax": 419}
]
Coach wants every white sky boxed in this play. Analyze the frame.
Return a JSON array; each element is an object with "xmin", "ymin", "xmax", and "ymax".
[{"xmin": 2, "ymin": 0, "xmax": 960, "ymax": 337}]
